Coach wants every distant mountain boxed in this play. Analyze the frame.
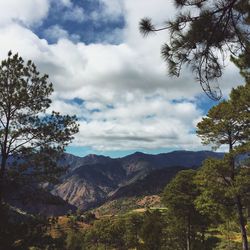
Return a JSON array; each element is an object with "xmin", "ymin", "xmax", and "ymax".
[
  {"xmin": 59, "ymin": 153, "xmax": 113, "ymax": 172},
  {"xmin": 51, "ymin": 150, "xmax": 224, "ymax": 210},
  {"xmin": 52, "ymin": 160, "xmax": 126, "ymax": 209},
  {"xmin": 3, "ymin": 150, "xmax": 224, "ymax": 215},
  {"xmin": 109, "ymin": 166, "xmax": 187, "ymax": 200}
]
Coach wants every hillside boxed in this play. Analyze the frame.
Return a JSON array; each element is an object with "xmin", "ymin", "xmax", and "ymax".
[
  {"xmin": 51, "ymin": 150, "xmax": 223, "ymax": 210},
  {"xmin": 109, "ymin": 166, "xmax": 187, "ymax": 200},
  {"xmin": 5, "ymin": 181, "xmax": 76, "ymax": 216},
  {"xmin": 4, "ymin": 150, "xmax": 223, "ymax": 215}
]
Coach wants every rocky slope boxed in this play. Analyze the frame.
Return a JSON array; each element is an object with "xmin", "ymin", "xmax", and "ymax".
[{"xmin": 52, "ymin": 150, "xmax": 224, "ymax": 210}]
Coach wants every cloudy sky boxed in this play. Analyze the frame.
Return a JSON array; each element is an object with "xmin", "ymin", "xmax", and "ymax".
[{"xmin": 0, "ymin": 0, "xmax": 244, "ymax": 157}]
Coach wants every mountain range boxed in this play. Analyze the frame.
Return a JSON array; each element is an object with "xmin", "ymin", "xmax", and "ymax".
[
  {"xmin": 51, "ymin": 150, "xmax": 224, "ymax": 211},
  {"xmin": 5, "ymin": 150, "xmax": 224, "ymax": 215}
]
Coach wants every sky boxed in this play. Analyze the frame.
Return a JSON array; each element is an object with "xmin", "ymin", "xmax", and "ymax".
[{"xmin": 0, "ymin": 0, "xmax": 244, "ymax": 157}]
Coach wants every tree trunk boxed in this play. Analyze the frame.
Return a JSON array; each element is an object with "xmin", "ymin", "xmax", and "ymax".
[
  {"xmin": 236, "ymin": 196, "xmax": 248, "ymax": 250},
  {"xmin": 187, "ymin": 214, "xmax": 191, "ymax": 250},
  {"xmin": 201, "ymin": 229, "xmax": 205, "ymax": 248},
  {"xmin": 228, "ymin": 143, "xmax": 248, "ymax": 250},
  {"xmin": 0, "ymin": 172, "xmax": 3, "ymax": 204},
  {"xmin": 0, "ymin": 156, "xmax": 6, "ymax": 204}
]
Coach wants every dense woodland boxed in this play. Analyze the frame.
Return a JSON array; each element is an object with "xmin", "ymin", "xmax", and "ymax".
[{"xmin": 1, "ymin": 0, "xmax": 250, "ymax": 249}]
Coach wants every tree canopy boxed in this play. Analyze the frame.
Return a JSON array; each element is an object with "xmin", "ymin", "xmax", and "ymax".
[
  {"xmin": 196, "ymin": 78, "xmax": 250, "ymax": 249},
  {"xmin": 139, "ymin": 0, "xmax": 250, "ymax": 100},
  {"xmin": 196, "ymin": 83, "xmax": 250, "ymax": 151},
  {"xmin": 162, "ymin": 169, "xmax": 211, "ymax": 250},
  {"xmin": 0, "ymin": 52, "xmax": 79, "ymax": 203}
]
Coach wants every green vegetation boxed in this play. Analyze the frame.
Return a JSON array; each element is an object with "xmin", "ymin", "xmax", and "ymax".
[
  {"xmin": 0, "ymin": 52, "xmax": 79, "ymax": 249},
  {"xmin": 195, "ymin": 53, "xmax": 250, "ymax": 250},
  {"xmin": 41, "ymin": 206, "xmax": 233, "ymax": 250},
  {"xmin": 140, "ymin": 0, "xmax": 250, "ymax": 100},
  {"xmin": 93, "ymin": 195, "xmax": 161, "ymax": 216},
  {"xmin": 0, "ymin": 204, "xmax": 65, "ymax": 250},
  {"xmin": 162, "ymin": 169, "xmax": 210, "ymax": 250},
  {"xmin": 0, "ymin": 51, "xmax": 79, "ymax": 203}
]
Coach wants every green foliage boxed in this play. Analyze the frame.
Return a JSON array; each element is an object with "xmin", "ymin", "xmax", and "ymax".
[
  {"xmin": 68, "ymin": 215, "xmax": 78, "ymax": 227},
  {"xmin": 94, "ymin": 198, "xmax": 141, "ymax": 216},
  {"xmin": 161, "ymin": 75, "xmax": 250, "ymax": 249},
  {"xmin": 162, "ymin": 170, "xmax": 213, "ymax": 250},
  {"xmin": 0, "ymin": 52, "xmax": 79, "ymax": 249},
  {"xmin": 195, "ymin": 58, "xmax": 250, "ymax": 249},
  {"xmin": 231, "ymin": 48, "xmax": 250, "ymax": 82},
  {"xmin": 65, "ymin": 231, "xmax": 85, "ymax": 250},
  {"xmin": 196, "ymin": 97, "xmax": 249, "ymax": 151},
  {"xmin": 194, "ymin": 158, "xmax": 233, "ymax": 219},
  {"xmin": 45, "ymin": 204, "xmax": 246, "ymax": 250},
  {"xmin": 215, "ymin": 240, "xmax": 242, "ymax": 250},
  {"xmin": 139, "ymin": 0, "xmax": 250, "ymax": 99},
  {"xmin": 0, "ymin": 204, "xmax": 62, "ymax": 250},
  {"xmin": 140, "ymin": 210, "xmax": 164, "ymax": 250},
  {"xmin": 162, "ymin": 169, "xmax": 197, "ymax": 212},
  {"xmin": 0, "ymin": 52, "xmax": 79, "ymax": 198},
  {"xmin": 81, "ymin": 212, "xmax": 96, "ymax": 224},
  {"xmin": 124, "ymin": 212, "xmax": 143, "ymax": 249}
]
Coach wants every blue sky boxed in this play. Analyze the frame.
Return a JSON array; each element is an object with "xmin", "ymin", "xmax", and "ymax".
[
  {"xmin": 35, "ymin": 0, "xmax": 125, "ymax": 45},
  {"xmin": 0, "ymin": 0, "xmax": 243, "ymax": 157}
]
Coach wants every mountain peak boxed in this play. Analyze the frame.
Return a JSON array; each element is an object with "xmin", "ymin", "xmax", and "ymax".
[
  {"xmin": 132, "ymin": 151, "xmax": 146, "ymax": 156},
  {"xmin": 85, "ymin": 153, "xmax": 99, "ymax": 158},
  {"xmin": 84, "ymin": 154, "xmax": 111, "ymax": 159}
]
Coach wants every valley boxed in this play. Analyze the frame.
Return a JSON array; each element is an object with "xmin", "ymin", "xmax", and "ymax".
[{"xmin": 50, "ymin": 150, "xmax": 224, "ymax": 213}]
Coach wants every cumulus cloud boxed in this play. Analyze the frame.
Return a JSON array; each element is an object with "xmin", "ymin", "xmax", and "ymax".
[
  {"xmin": 0, "ymin": 0, "xmax": 49, "ymax": 26},
  {"xmin": 72, "ymin": 97, "xmax": 203, "ymax": 151},
  {"xmin": 58, "ymin": 0, "xmax": 72, "ymax": 8},
  {"xmin": 63, "ymin": 5, "xmax": 86, "ymax": 22},
  {"xmin": 0, "ymin": 0, "xmax": 243, "ymax": 152},
  {"xmin": 51, "ymin": 0, "xmax": 85, "ymax": 23},
  {"xmin": 91, "ymin": 0, "xmax": 124, "ymax": 22},
  {"xmin": 43, "ymin": 25, "xmax": 80, "ymax": 42}
]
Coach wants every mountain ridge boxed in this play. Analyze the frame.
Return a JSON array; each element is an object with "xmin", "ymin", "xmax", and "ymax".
[{"xmin": 52, "ymin": 150, "xmax": 224, "ymax": 210}]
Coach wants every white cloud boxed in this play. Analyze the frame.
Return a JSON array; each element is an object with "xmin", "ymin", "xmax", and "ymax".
[
  {"xmin": 0, "ymin": 0, "xmax": 49, "ymax": 26},
  {"xmin": 75, "ymin": 100, "xmax": 203, "ymax": 151},
  {"xmin": 63, "ymin": 5, "xmax": 86, "ymax": 22},
  {"xmin": 47, "ymin": 93, "xmax": 203, "ymax": 151},
  {"xmin": 43, "ymin": 25, "xmax": 80, "ymax": 42},
  {"xmin": 58, "ymin": 0, "xmax": 72, "ymax": 8},
  {"xmin": 96, "ymin": 0, "xmax": 124, "ymax": 21},
  {"xmin": 0, "ymin": 0, "xmax": 244, "ymax": 152},
  {"xmin": 94, "ymin": 27, "xmax": 124, "ymax": 44},
  {"xmin": 44, "ymin": 25, "xmax": 69, "ymax": 40},
  {"xmin": 51, "ymin": 0, "xmax": 85, "ymax": 23}
]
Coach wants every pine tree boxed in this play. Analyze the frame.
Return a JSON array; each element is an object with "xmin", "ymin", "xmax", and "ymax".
[
  {"xmin": 139, "ymin": 0, "xmax": 250, "ymax": 100},
  {"xmin": 162, "ymin": 169, "xmax": 210, "ymax": 250},
  {"xmin": 196, "ymin": 78, "xmax": 250, "ymax": 249},
  {"xmin": 0, "ymin": 52, "xmax": 79, "ymax": 204}
]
